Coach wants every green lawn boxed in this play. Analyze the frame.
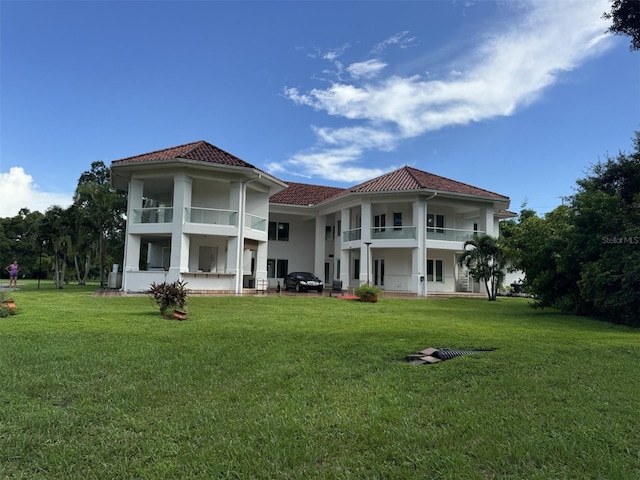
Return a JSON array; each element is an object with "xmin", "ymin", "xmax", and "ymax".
[{"xmin": 1, "ymin": 281, "xmax": 639, "ymax": 479}]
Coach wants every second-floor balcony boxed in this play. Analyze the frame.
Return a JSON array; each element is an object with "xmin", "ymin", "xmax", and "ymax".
[
  {"xmin": 245, "ymin": 213, "xmax": 267, "ymax": 232},
  {"xmin": 372, "ymin": 226, "xmax": 416, "ymax": 240},
  {"xmin": 185, "ymin": 207, "xmax": 237, "ymax": 226},
  {"xmin": 426, "ymin": 227, "xmax": 484, "ymax": 242},
  {"xmin": 132, "ymin": 207, "xmax": 174, "ymax": 224},
  {"xmin": 340, "ymin": 226, "xmax": 483, "ymax": 244},
  {"xmin": 343, "ymin": 228, "xmax": 362, "ymax": 242},
  {"xmin": 343, "ymin": 226, "xmax": 417, "ymax": 242}
]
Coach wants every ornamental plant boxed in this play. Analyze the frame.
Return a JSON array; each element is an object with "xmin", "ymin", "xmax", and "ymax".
[
  {"xmin": 0, "ymin": 290, "xmax": 16, "ymax": 317},
  {"xmin": 354, "ymin": 284, "xmax": 382, "ymax": 302},
  {"xmin": 149, "ymin": 280, "xmax": 188, "ymax": 317}
]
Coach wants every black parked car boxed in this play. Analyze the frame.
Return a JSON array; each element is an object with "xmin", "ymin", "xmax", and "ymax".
[{"xmin": 284, "ymin": 272, "xmax": 324, "ymax": 292}]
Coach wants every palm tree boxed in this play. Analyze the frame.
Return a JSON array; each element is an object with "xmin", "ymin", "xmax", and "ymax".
[
  {"xmin": 73, "ymin": 161, "xmax": 126, "ymax": 288},
  {"xmin": 39, "ymin": 206, "xmax": 74, "ymax": 289},
  {"xmin": 458, "ymin": 234, "xmax": 508, "ymax": 301}
]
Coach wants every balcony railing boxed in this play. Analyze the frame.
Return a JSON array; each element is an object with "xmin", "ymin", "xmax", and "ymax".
[
  {"xmin": 372, "ymin": 226, "xmax": 416, "ymax": 240},
  {"xmin": 185, "ymin": 207, "xmax": 237, "ymax": 226},
  {"xmin": 343, "ymin": 228, "xmax": 362, "ymax": 242},
  {"xmin": 426, "ymin": 228, "xmax": 484, "ymax": 242},
  {"xmin": 245, "ymin": 213, "xmax": 267, "ymax": 232},
  {"xmin": 132, "ymin": 207, "xmax": 174, "ymax": 224}
]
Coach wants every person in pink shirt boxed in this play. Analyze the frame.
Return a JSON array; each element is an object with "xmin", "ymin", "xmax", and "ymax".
[{"xmin": 6, "ymin": 260, "xmax": 19, "ymax": 289}]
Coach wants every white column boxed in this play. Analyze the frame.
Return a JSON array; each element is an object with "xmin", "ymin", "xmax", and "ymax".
[
  {"xmin": 359, "ymin": 199, "xmax": 372, "ymax": 282},
  {"xmin": 480, "ymin": 205, "xmax": 495, "ymax": 237},
  {"xmin": 414, "ymin": 198, "xmax": 427, "ymax": 296},
  {"xmin": 314, "ymin": 215, "xmax": 326, "ymax": 278},
  {"xmin": 230, "ymin": 181, "xmax": 244, "ymax": 294},
  {"xmin": 123, "ymin": 178, "xmax": 144, "ymax": 274},
  {"xmin": 169, "ymin": 173, "xmax": 192, "ymax": 275},
  {"xmin": 339, "ymin": 209, "xmax": 350, "ymax": 285},
  {"xmin": 255, "ymin": 241, "xmax": 268, "ymax": 285}
]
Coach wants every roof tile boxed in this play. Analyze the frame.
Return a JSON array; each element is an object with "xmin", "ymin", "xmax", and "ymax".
[
  {"xmin": 269, "ymin": 182, "xmax": 345, "ymax": 206},
  {"xmin": 112, "ymin": 140, "xmax": 257, "ymax": 169},
  {"xmin": 112, "ymin": 141, "xmax": 509, "ymax": 204},
  {"xmin": 348, "ymin": 166, "xmax": 508, "ymax": 200}
]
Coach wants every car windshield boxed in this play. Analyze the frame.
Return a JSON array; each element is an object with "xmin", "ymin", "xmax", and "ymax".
[{"xmin": 296, "ymin": 273, "xmax": 317, "ymax": 280}]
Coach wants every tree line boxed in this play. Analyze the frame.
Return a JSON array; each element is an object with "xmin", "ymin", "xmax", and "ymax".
[
  {"xmin": 0, "ymin": 161, "xmax": 126, "ymax": 289},
  {"xmin": 457, "ymin": 2, "xmax": 640, "ymax": 326},
  {"xmin": 500, "ymin": 132, "xmax": 640, "ymax": 327},
  {"xmin": 2, "ymin": 0, "xmax": 638, "ymax": 315}
]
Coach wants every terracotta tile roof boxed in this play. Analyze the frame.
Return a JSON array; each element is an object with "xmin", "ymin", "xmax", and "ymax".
[
  {"xmin": 270, "ymin": 182, "xmax": 345, "ymax": 206},
  {"xmin": 114, "ymin": 141, "xmax": 508, "ymax": 204},
  {"xmin": 348, "ymin": 166, "xmax": 509, "ymax": 200},
  {"xmin": 111, "ymin": 140, "xmax": 258, "ymax": 169},
  {"xmin": 496, "ymin": 209, "xmax": 517, "ymax": 218}
]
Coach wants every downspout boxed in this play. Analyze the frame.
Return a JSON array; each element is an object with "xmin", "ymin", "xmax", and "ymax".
[
  {"xmin": 423, "ymin": 192, "xmax": 437, "ymax": 298},
  {"xmin": 236, "ymin": 174, "xmax": 262, "ymax": 295}
]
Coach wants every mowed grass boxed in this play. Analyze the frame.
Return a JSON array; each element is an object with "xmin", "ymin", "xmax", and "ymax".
[{"xmin": 0, "ymin": 281, "xmax": 639, "ymax": 479}]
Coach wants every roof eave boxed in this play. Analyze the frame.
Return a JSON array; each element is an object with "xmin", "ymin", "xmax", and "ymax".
[{"xmin": 112, "ymin": 157, "xmax": 286, "ymax": 185}]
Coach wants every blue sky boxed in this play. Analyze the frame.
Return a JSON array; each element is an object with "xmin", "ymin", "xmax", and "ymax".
[{"xmin": 1, "ymin": 0, "xmax": 638, "ymax": 218}]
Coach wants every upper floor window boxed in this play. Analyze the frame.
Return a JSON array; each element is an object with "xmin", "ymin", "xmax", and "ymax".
[
  {"xmin": 374, "ymin": 214, "xmax": 386, "ymax": 232},
  {"xmin": 393, "ymin": 212, "xmax": 402, "ymax": 231},
  {"xmin": 427, "ymin": 214, "xmax": 445, "ymax": 233},
  {"xmin": 268, "ymin": 222, "xmax": 289, "ymax": 241},
  {"xmin": 325, "ymin": 225, "xmax": 334, "ymax": 240}
]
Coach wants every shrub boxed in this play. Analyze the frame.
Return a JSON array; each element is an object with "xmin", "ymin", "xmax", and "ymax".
[
  {"xmin": 149, "ymin": 280, "xmax": 188, "ymax": 317},
  {"xmin": 354, "ymin": 284, "xmax": 382, "ymax": 302},
  {"xmin": 0, "ymin": 290, "xmax": 16, "ymax": 317}
]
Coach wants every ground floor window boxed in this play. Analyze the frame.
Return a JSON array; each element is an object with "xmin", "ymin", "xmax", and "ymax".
[
  {"xmin": 374, "ymin": 258, "xmax": 384, "ymax": 286},
  {"xmin": 353, "ymin": 258, "xmax": 360, "ymax": 280},
  {"xmin": 267, "ymin": 259, "xmax": 289, "ymax": 278},
  {"xmin": 427, "ymin": 259, "xmax": 443, "ymax": 282}
]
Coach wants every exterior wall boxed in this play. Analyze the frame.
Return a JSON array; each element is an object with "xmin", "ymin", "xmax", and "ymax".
[
  {"xmin": 425, "ymin": 249, "xmax": 457, "ymax": 293},
  {"xmin": 266, "ymin": 214, "xmax": 317, "ymax": 285},
  {"xmin": 374, "ymin": 248, "xmax": 412, "ymax": 292},
  {"xmin": 268, "ymin": 196, "xmax": 506, "ymax": 296},
  {"xmin": 116, "ymin": 160, "xmax": 508, "ymax": 295},
  {"xmin": 117, "ymin": 165, "xmax": 278, "ymax": 293},
  {"xmin": 191, "ymin": 178, "xmax": 230, "ymax": 209}
]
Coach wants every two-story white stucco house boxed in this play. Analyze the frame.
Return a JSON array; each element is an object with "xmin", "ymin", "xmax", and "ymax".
[{"xmin": 111, "ymin": 140, "xmax": 514, "ymax": 296}]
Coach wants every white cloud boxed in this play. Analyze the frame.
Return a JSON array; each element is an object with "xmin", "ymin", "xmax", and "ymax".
[
  {"xmin": 276, "ymin": 0, "xmax": 613, "ymax": 184},
  {"xmin": 0, "ymin": 167, "xmax": 73, "ymax": 217},
  {"xmin": 313, "ymin": 125, "xmax": 397, "ymax": 151},
  {"xmin": 268, "ymin": 146, "xmax": 390, "ymax": 183},
  {"xmin": 372, "ymin": 31, "xmax": 418, "ymax": 54},
  {"xmin": 347, "ymin": 59, "xmax": 387, "ymax": 79}
]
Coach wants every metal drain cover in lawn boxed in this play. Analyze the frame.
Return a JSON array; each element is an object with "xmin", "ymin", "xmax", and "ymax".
[{"xmin": 405, "ymin": 347, "xmax": 494, "ymax": 365}]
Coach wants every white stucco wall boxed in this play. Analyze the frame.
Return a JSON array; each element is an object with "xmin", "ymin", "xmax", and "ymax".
[
  {"xmin": 266, "ymin": 214, "xmax": 318, "ymax": 276},
  {"xmin": 191, "ymin": 178, "xmax": 230, "ymax": 209}
]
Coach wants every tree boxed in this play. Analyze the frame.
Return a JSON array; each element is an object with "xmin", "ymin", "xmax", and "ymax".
[
  {"xmin": 66, "ymin": 204, "xmax": 95, "ymax": 285},
  {"xmin": 603, "ymin": 0, "xmax": 640, "ymax": 51},
  {"xmin": 73, "ymin": 161, "xmax": 126, "ymax": 288},
  {"xmin": 458, "ymin": 234, "xmax": 508, "ymax": 301},
  {"xmin": 504, "ymin": 205, "xmax": 580, "ymax": 312},
  {"xmin": 39, "ymin": 206, "xmax": 74, "ymax": 289},
  {"xmin": 569, "ymin": 133, "xmax": 640, "ymax": 326},
  {"xmin": 0, "ymin": 208, "xmax": 44, "ymax": 279},
  {"xmin": 503, "ymin": 132, "xmax": 640, "ymax": 327}
]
